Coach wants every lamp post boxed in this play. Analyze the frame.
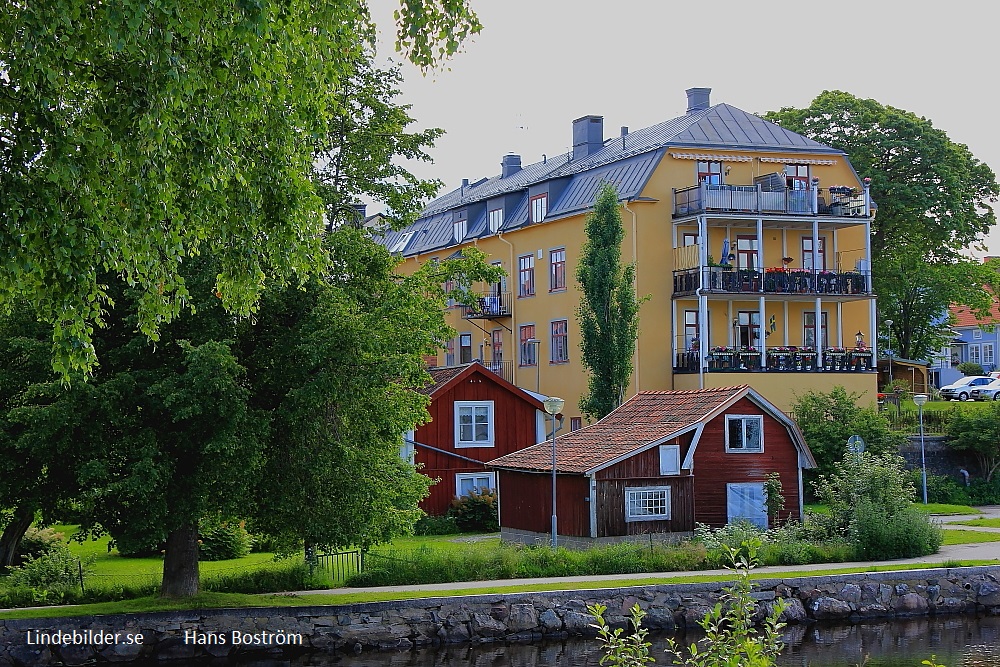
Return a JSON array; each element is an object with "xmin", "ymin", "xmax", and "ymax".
[
  {"xmin": 914, "ymin": 393, "xmax": 928, "ymax": 504},
  {"xmin": 884, "ymin": 319, "xmax": 894, "ymax": 387},
  {"xmin": 543, "ymin": 396, "xmax": 565, "ymax": 549},
  {"xmin": 526, "ymin": 338, "xmax": 541, "ymax": 392}
]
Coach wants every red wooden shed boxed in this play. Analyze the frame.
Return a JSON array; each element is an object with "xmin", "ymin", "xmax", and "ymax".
[
  {"xmin": 488, "ymin": 385, "xmax": 816, "ymax": 547},
  {"xmin": 410, "ymin": 361, "xmax": 546, "ymax": 516}
]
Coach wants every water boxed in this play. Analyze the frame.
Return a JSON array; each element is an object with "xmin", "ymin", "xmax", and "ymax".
[{"xmin": 186, "ymin": 616, "xmax": 1000, "ymax": 666}]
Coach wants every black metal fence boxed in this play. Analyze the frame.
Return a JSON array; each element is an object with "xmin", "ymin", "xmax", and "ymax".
[{"xmin": 312, "ymin": 549, "xmax": 364, "ymax": 583}]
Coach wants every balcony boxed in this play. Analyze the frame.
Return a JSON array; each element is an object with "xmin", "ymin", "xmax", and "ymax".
[
  {"xmin": 673, "ymin": 348, "xmax": 875, "ymax": 374},
  {"xmin": 673, "ymin": 183, "xmax": 869, "ymax": 219},
  {"xmin": 459, "ymin": 292, "xmax": 512, "ymax": 319},
  {"xmin": 672, "ymin": 267, "xmax": 871, "ymax": 298}
]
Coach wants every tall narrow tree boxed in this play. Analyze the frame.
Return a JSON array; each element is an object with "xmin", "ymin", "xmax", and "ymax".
[{"xmin": 576, "ymin": 184, "xmax": 643, "ymax": 420}]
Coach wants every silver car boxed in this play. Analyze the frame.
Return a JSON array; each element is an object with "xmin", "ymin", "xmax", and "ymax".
[
  {"xmin": 971, "ymin": 378, "xmax": 1000, "ymax": 401},
  {"xmin": 941, "ymin": 376, "xmax": 993, "ymax": 401}
]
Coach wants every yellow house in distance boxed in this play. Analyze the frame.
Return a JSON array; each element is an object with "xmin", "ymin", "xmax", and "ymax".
[{"xmin": 387, "ymin": 88, "xmax": 878, "ymax": 425}]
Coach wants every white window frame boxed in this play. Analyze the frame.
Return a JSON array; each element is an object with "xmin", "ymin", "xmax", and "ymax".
[
  {"xmin": 488, "ymin": 208, "xmax": 504, "ymax": 234},
  {"xmin": 454, "ymin": 400, "xmax": 495, "ymax": 448},
  {"xmin": 659, "ymin": 445, "xmax": 681, "ymax": 475},
  {"xmin": 725, "ymin": 414, "xmax": 763, "ymax": 453},
  {"xmin": 727, "ymin": 482, "xmax": 767, "ymax": 528},
  {"xmin": 389, "ymin": 232, "xmax": 413, "ymax": 254},
  {"xmin": 455, "ymin": 472, "xmax": 495, "ymax": 496},
  {"xmin": 973, "ymin": 329, "xmax": 983, "ymax": 340},
  {"xmin": 985, "ymin": 343, "xmax": 995, "ymax": 367},
  {"xmin": 970, "ymin": 345, "xmax": 982, "ymax": 365},
  {"xmin": 530, "ymin": 194, "xmax": 548, "ymax": 223},
  {"xmin": 400, "ymin": 430, "xmax": 415, "ymax": 464},
  {"xmin": 453, "ymin": 218, "xmax": 467, "ymax": 242},
  {"xmin": 625, "ymin": 485, "xmax": 671, "ymax": 522}
]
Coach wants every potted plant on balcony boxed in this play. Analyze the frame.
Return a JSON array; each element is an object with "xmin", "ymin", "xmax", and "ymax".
[
  {"xmin": 788, "ymin": 268, "xmax": 811, "ymax": 293},
  {"xmin": 850, "ymin": 345, "xmax": 873, "ymax": 371},
  {"xmin": 824, "ymin": 346, "xmax": 848, "ymax": 371},
  {"xmin": 796, "ymin": 346, "xmax": 817, "ymax": 370},
  {"xmin": 817, "ymin": 269, "xmax": 837, "ymax": 293},
  {"xmin": 709, "ymin": 345, "xmax": 736, "ymax": 370},
  {"xmin": 764, "ymin": 266, "xmax": 788, "ymax": 292},
  {"xmin": 739, "ymin": 346, "xmax": 760, "ymax": 370},
  {"xmin": 767, "ymin": 346, "xmax": 794, "ymax": 370}
]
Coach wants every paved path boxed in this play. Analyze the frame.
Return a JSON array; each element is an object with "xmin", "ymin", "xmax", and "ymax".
[{"xmin": 301, "ymin": 507, "xmax": 1000, "ymax": 599}]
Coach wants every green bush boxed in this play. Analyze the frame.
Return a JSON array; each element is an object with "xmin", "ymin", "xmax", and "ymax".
[
  {"xmin": 968, "ymin": 478, "xmax": 1000, "ymax": 505},
  {"xmin": 202, "ymin": 560, "xmax": 320, "ymax": 594},
  {"xmin": 446, "ymin": 489, "xmax": 499, "ymax": 532},
  {"xmin": 198, "ymin": 517, "xmax": 252, "ymax": 561},
  {"xmin": 916, "ymin": 471, "xmax": 972, "ymax": 505},
  {"xmin": 852, "ymin": 500, "xmax": 942, "ymax": 559},
  {"xmin": 1, "ymin": 543, "xmax": 92, "ymax": 606},
  {"xmin": 16, "ymin": 526, "xmax": 66, "ymax": 564},
  {"xmin": 414, "ymin": 514, "xmax": 460, "ymax": 535},
  {"xmin": 956, "ymin": 361, "xmax": 985, "ymax": 377}
]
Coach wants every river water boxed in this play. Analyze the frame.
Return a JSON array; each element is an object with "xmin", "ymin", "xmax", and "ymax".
[{"xmin": 188, "ymin": 616, "xmax": 1000, "ymax": 666}]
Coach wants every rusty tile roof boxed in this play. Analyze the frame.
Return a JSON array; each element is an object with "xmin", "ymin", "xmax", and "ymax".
[
  {"xmin": 489, "ymin": 386, "xmax": 750, "ymax": 474},
  {"xmin": 416, "ymin": 364, "xmax": 471, "ymax": 396},
  {"xmin": 951, "ymin": 296, "xmax": 1000, "ymax": 328},
  {"xmin": 415, "ymin": 362, "xmax": 545, "ymax": 411}
]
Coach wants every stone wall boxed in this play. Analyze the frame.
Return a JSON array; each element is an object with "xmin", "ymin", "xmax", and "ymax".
[{"xmin": 2, "ymin": 565, "xmax": 999, "ymax": 666}]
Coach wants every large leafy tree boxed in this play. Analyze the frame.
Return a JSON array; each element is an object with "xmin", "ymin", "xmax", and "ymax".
[
  {"xmin": 947, "ymin": 404, "xmax": 1000, "ymax": 483},
  {"xmin": 764, "ymin": 92, "xmax": 999, "ymax": 359},
  {"xmin": 576, "ymin": 183, "xmax": 643, "ymax": 420},
  {"xmin": 0, "ymin": 0, "xmax": 480, "ymax": 378}
]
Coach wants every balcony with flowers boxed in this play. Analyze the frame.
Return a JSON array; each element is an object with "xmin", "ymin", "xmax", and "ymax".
[{"xmin": 674, "ymin": 342, "xmax": 871, "ymax": 375}]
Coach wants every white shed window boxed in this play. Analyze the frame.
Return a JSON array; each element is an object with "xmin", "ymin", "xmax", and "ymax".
[
  {"xmin": 726, "ymin": 415, "xmax": 763, "ymax": 452},
  {"xmin": 400, "ymin": 430, "xmax": 415, "ymax": 464},
  {"xmin": 727, "ymin": 482, "xmax": 767, "ymax": 528},
  {"xmin": 625, "ymin": 486, "xmax": 671, "ymax": 522},
  {"xmin": 455, "ymin": 401, "xmax": 494, "ymax": 447},
  {"xmin": 659, "ymin": 445, "xmax": 681, "ymax": 476},
  {"xmin": 456, "ymin": 472, "xmax": 495, "ymax": 496}
]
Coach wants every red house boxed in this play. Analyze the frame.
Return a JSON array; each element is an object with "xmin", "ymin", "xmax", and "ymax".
[
  {"xmin": 488, "ymin": 386, "xmax": 816, "ymax": 546},
  {"xmin": 409, "ymin": 361, "xmax": 547, "ymax": 516}
]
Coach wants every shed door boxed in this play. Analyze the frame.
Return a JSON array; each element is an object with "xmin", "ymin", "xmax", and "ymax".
[{"xmin": 726, "ymin": 482, "xmax": 767, "ymax": 528}]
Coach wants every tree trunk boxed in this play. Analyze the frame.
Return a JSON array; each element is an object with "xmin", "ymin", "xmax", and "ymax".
[
  {"xmin": 0, "ymin": 505, "xmax": 35, "ymax": 570},
  {"xmin": 160, "ymin": 523, "xmax": 200, "ymax": 598}
]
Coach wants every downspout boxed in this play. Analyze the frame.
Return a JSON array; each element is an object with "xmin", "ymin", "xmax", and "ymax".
[
  {"xmin": 498, "ymin": 231, "xmax": 516, "ymax": 382},
  {"xmin": 624, "ymin": 200, "xmax": 640, "ymax": 395}
]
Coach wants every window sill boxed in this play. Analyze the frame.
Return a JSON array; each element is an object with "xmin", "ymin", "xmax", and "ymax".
[
  {"xmin": 518, "ymin": 294, "xmax": 535, "ymax": 299},
  {"xmin": 455, "ymin": 442, "xmax": 496, "ymax": 449},
  {"xmin": 549, "ymin": 288, "xmax": 567, "ymax": 294},
  {"xmin": 549, "ymin": 360, "xmax": 569, "ymax": 365},
  {"xmin": 725, "ymin": 448, "xmax": 763, "ymax": 454}
]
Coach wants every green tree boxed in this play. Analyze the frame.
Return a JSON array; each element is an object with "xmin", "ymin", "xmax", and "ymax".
[
  {"xmin": 790, "ymin": 386, "xmax": 907, "ymax": 483},
  {"xmin": 576, "ymin": 183, "xmax": 644, "ymax": 420},
  {"xmin": 764, "ymin": 92, "xmax": 999, "ymax": 360},
  {"xmin": 0, "ymin": 0, "xmax": 480, "ymax": 378},
  {"xmin": 947, "ymin": 404, "xmax": 1000, "ymax": 482}
]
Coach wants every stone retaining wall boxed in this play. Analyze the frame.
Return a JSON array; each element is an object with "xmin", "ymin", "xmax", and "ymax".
[{"xmin": 2, "ymin": 566, "xmax": 999, "ymax": 666}]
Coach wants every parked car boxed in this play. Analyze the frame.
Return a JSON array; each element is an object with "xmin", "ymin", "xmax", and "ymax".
[
  {"xmin": 940, "ymin": 376, "xmax": 994, "ymax": 401},
  {"xmin": 971, "ymin": 379, "xmax": 1000, "ymax": 401}
]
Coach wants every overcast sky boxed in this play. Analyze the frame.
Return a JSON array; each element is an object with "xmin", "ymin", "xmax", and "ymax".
[{"xmin": 366, "ymin": 0, "xmax": 1000, "ymax": 256}]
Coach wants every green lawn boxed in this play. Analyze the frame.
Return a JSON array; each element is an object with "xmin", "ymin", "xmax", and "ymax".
[
  {"xmin": 941, "ymin": 529, "xmax": 1000, "ymax": 545},
  {"xmin": 952, "ymin": 518, "xmax": 1000, "ymax": 528},
  {"xmin": 807, "ymin": 503, "xmax": 977, "ymax": 516}
]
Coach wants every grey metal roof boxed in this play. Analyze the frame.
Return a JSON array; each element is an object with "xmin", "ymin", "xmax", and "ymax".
[
  {"xmin": 391, "ymin": 102, "xmax": 846, "ymax": 256},
  {"xmin": 548, "ymin": 150, "xmax": 665, "ymax": 219}
]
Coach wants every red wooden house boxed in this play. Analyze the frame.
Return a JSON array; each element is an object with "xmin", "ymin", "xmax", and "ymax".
[
  {"xmin": 409, "ymin": 361, "xmax": 547, "ymax": 516},
  {"xmin": 488, "ymin": 385, "xmax": 816, "ymax": 546}
]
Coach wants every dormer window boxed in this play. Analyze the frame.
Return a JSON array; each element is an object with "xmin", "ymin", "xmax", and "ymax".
[
  {"xmin": 453, "ymin": 218, "xmax": 467, "ymax": 242},
  {"xmin": 389, "ymin": 231, "xmax": 413, "ymax": 254},
  {"xmin": 530, "ymin": 194, "xmax": 548, "ymax": 223},
  {"xmin": 488, "ymin": 208, "xmax": 504, "ymax": 233}
]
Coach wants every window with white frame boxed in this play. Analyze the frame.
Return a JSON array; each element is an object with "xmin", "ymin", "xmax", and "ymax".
[
  {"xmin": 455, "ymin": 472, "xmax": 495, "ymax": 496},
  {"xmin": 530, "ymin": 194, "xmax": 548, "ymax": 223},
  {"xmin": 974, "ymin": 329, "xmax": 983, "ymax": 340},
  {"xmin": 659, "ymin": 445, "xmax": 681, "ymax": 475},
  {"xmin": 727, "ymin": 482, "xmax": 767, "ymax": 528},
  {"xmin": 488, "ymin": 208, "xmax": 504, "ymax": 234},
  {"xmin": 455, "ymin": 401, "xmax": 494, "ymax": 447},
  {"xmin": 389, "ymin": 232, "xmax": 413, "ymax": 254},
  {"xmin": 453, "ymin": 218, "xmax": 467, "ymax": 242},
  {"xmin": 625, "ymin": 486, "xmax": 671, "ymax": 522},
  {"xmin": 726, "ymin": 415, "xmax": 763, "ymax": 452},
  {"xmin": 399, "ymin": 430, "xmax": 415, "ymax": 464},
  {"xmin": 970, "ymin": 345, "xmax": 982, "ymax": 365},
  {"xmin": 941, "ymin": 346, "xmax": 952, "ymax": 369},
  {"xmin": 985, "ymin": 343, "xmax": 995, "ymax": 367}
]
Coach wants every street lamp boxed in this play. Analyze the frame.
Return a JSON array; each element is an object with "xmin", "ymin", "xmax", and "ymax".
[
  {"xmin": 526, "ymin": 338, "xmax": 541, "ymax": 392},
  {"xmin": 543, "ymin": 396, "xmax": 565, "ymax": 549},
  {"xmin": 884, "ymin": 319, "xmax": 894, "ymax": 387},
  {"xmin": 914, "ymin": 393, "xmax": 928, "ymax": 504}
]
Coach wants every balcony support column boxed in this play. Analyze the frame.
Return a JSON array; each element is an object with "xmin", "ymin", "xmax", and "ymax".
[
  {"xmin": 870, "ymin": 297, "xmax": 879, "ymax": 362},
  {"xmin": 815, "ymin": 296, "xmax": 823, "ymax": 371},
  {"xmin": 756, "ymin": 217, "xmax": 764, "ymax": 277},
  {"xmin": 758, "ymin": 296, "xmax": 767, "ymax": 369},
  {"xmin": 812, "ymin": 220, "xmax": 820, "ymax": 275}
]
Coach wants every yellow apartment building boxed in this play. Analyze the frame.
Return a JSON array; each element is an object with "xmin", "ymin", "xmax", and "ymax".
[{"xmin": 386, "ymin": 88, "xmax": 879, "ymax": 425}]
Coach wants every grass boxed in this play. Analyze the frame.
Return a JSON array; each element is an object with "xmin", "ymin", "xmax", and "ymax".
[
  {"xmin": 953, "ymin": 518, "xmax": 1000, "ymax": 528},
  {"xmin": 5, "ymin": 559, "xmax": 998, "ymax": 621},
  {"xmin": 940, "ymin": 529, "xmax": 1000, "ymax": 545},
  {"xmin": 914, "ymin": 503, "xmax": 978, "ymax": 515}
]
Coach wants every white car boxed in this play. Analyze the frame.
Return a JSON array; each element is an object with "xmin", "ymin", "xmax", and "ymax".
[
  {"xmin": 940, "ymin": 376, "xmax": 993, "ymax": 401},
  {"xmin": 971, "ymin": 379, "xmax": 1000, "ymax": 401}
]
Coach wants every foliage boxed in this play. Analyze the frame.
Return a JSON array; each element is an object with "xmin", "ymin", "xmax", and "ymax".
[
  {"xmin": 2, "ymin": 543, "xmax": 94, "ymax": 605},
  {"xmin": 946, "ymin": 403, "xmax": 1000, "ymax": 482},
  {"xmin": 884, "ymin": 378, "xmax": 914, "ymax": 400},
  {"xmin": 446, "ymin": 489, "xmax": 499, "ymax": 533},
  {"xmin": 0, "ymin": 1, "xmax": 480, "ymax": 378},
  {"xmin": 812, "ymin": 451, "xmax": 941, "ymax": 558},
  {"xmin": 791, "ymin": 386, "xmax": 907, "ymax": 482},
  {"xmin": 694, "ymin": 521, "xmax": 852, "ymax": 568},
  {"xmin": 201, "ymin": 561, "xmax": 321, "ymax": 595},
  {"xmin": 198, "ymin": 518, "xmax": 253, "ymax": 562},
  {"xmin": 663, "ymin": 543, "xmax": 786, "ymax": 667},
  {"xmin": 916, "ymin": 472, "xmax": 973, "ymax": 506},
  {"xmin": 763, "ymin": 473, "xmax": 785, "ymax": 526},
  {"xmin": 347, "ymin": 540, "xmax": 708, "ymax": 587},
  {"xmin": 413, "ymin": 514, "xmax": 461, "ymax": 536},
  {"xmin": 576, "ymin": 183, "xmax": 646, "ymax": 419},
  {"xmin": 15, "ymin": 527, "xmax": 66, "ymax": 564},
  {"xmin": 765, "ymin": 92, "xmax": 999, "ymax": 362},
  {"xmin": 956, "ymin": 361, "xmax": 987, "ymax": 377},
  {"xmin": 589, "ymin": 602, "xmax": 655, "ymax": 667}
]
